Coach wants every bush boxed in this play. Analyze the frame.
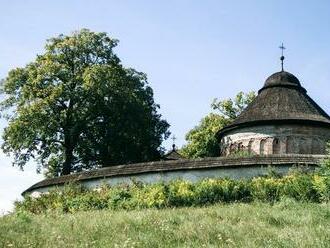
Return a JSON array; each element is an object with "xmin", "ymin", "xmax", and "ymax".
[
  {"xmin": 15, "ymin": 169, "xmax": 330, "ymax": 214},
  {"xmin": 311, "ymin": 175, "xmax": 330, "ymax": 202},
  {"xmin": 194, "ymin": 179, "xmax": 225, "ymax": 205},
  {"xmin": 168, "ymin": 180, "xmax": 195, "ymax": 206},
  {"xmin": 251, "ymin": 178, "xmax": 282, "ymax": 202},
  {"xmin": 281, "ymin": 173, "xmax": 319, "ymax": 202},
  {"xmin": 136, "ymin": 183, "xmax": 168, "ymax": 208}
]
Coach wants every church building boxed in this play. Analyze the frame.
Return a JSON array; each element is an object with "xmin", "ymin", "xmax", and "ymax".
[
  {"xmin": 218, "ymin": 48, "xmax": 330, "ymax": 157},
  {"xmin": 218, "ymin": 70, "xmax": 330, "ymax": 156}
]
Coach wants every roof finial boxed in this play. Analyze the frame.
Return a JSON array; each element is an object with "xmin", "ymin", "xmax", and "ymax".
[
  {"xmin": 171, "ymin": 135, "xmax": 177, "ymax": 151},
  {"xmin": 279, "ymin": 42, "xmax": 286, "ymax": 71}
]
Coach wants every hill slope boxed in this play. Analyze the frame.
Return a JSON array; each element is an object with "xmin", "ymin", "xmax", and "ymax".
[{"xmin": 1, "ymin": 201, "xmax": 330, "ymax": 247}]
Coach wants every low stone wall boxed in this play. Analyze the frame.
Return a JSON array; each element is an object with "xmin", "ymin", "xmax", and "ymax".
[{"xmin": 23, "ymin": 154, "xmax": 326, "ymax": 196}]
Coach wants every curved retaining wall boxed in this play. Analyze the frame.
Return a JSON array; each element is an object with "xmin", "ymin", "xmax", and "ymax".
[{"xmin": 23, "ymin": 154, "xmax": 326, "ymax": 196}]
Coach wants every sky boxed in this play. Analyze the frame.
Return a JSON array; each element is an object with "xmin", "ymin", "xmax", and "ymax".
[{"xmin": 1, "ymin": 0, "xmax": 330, "ymax": 213}]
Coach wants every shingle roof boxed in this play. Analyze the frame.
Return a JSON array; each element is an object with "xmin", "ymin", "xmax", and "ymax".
[
  {"xmin": 263, "ymin": 71, "xmax": 301, "ymax": 88},
  {"xmin": 218, "ymin": 71, "xmax": 330, "ymax": 137},
  {"xmin": 163, "ymin": 145, "xmax": 184, "ymax": 160},
  {"xmin": 163, "ymin": 150, "xmax": 184, "ymax": 160}
]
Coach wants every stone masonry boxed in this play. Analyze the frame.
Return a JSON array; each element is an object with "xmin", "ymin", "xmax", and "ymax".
[{"xmin": 220, "ymin": 124, "xmax": 330, "ymax": 156}]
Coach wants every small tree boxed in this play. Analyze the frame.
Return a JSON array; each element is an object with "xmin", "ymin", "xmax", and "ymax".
[
  {"xmin": 181, "ymin": 91, "xmax": 255, "ymax": 158},
  {"xmin": 0, "ymin": 29, "xmax": 170, "ymax": 177}
]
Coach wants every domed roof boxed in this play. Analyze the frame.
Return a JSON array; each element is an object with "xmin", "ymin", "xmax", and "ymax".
[
  {"xmin": 218, "ymin": 70, "xmax": 330, "ymax": 137},
  {"xmin": 263, "ymin": 71, "xmax": 301, "ymax": 89}
]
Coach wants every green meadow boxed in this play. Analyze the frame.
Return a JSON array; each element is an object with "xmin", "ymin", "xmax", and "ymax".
[{"xmin": 1, "ymin": 201, "xmax": 330, "ymax": 248}]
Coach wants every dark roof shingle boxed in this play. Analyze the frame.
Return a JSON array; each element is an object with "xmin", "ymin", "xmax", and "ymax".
[{"xmin": 219, "ymin": 71, "xmax": 330, "ymax": 136}]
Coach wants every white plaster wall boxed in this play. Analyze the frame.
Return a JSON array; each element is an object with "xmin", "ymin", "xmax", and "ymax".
[
  {"xmin": 220, "ymin": 124, "xmax": 330, "ymax": 156},
  {"xmin": 27, "ymin": 165, "xmax": 305, "ymax": 196}
]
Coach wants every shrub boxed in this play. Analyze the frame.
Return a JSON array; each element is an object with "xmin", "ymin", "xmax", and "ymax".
[
  {"xmin": 281, "ymin": 173, "xmax": 319, "ymax": 202},
  {"xmin": 194, "ymin": 179, "xmax": 225, "ymax": 205},
  {"xmin": 312, "ymin": 175, "xmax": 330, "ymax": 202},
  {"xmin": 16, "ymin": 169, "xmax": 330, "ymax": 214},
  {"xmin": 106, "ymin": 185, "xmax": 134, "ymax": 210},
  {"xmin": 227, "ymin": 150, "xmax": 253, "ymax": 158},
  {"xmin": 136, "ymin": 183, "xmax": 168, "ymax": 208},
  {"xmin": 251, "ymin": 178, "xmax": 282, "ymax": 202},
  {"xmin": 168, "ymin": 180, "xmax": 195, "ymax": 206}
]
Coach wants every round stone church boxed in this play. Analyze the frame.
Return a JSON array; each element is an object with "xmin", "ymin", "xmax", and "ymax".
[{"xmin": 218, "ymin": 70, "xmax": 330, "ymax": 156}]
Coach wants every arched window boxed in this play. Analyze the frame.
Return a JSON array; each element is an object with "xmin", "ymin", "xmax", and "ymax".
[
  {"xmin": 286, "ymin": 136, "xmax": 294, "ymax": 154},
  {"xmin": 299, "ymin": 137, "xmax": 311, "ymax": 154},
  {"xmin": 237, "ymin": 142, "xmax": 243, "ymax": 151},
  {"xmin": 273, "ymin": 138, "xmax": 280, "ymax": 154},
  {"xmin": 248, "ymin": 139, "xmax": 253, "ymax": 153},
  {"xmin": 260, "ymin": 139, "xmax": 266, "ymax": 155},
  {"xmin": 230, "ymin": 143, "xmax": 235, "ymax": 153}
]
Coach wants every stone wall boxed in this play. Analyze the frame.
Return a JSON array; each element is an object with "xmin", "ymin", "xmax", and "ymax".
[
  {"xmin": 29, "ymin": 165, "xmax": 304, "ymax": 197},
  {"xmin": 24, "ymin": 154, "xmax": 324, "ymax": 196},
  {"xmin": 220, "ymin": 124, "xmax": 330, "ymax": 156}
]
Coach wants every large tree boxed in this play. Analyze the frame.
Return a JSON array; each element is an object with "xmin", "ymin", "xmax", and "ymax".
[
  {"xmin": 181, "ymin": 91, "xmax": 255, "ymax": 158},
  {"xmin": 0, "ymin": 29, "xmax": 170, "ymax": 177}
]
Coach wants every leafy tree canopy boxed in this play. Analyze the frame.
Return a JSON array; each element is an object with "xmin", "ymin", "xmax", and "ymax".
[
  {"xmin": 211, "ymin": 91, "xmax": 256, "ymax": 121},
  {"xmin": 0, "ymin": 29, "xmax": 170, "ymax": 177},
  {"xmin": 181, "ymin": 91, "xmax": 255, "ymax": 158}
]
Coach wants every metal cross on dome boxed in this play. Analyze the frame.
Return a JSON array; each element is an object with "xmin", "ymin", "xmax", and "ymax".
[
  {"xmin": 279, "ymin": 43, "xmax": 286, "ymax": 71},
  {"xmin": 171, "ymin": 135, "xmax": 177, "ymax": 150}
]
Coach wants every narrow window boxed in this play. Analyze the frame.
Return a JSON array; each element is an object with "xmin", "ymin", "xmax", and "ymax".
[
  {"xmin": 260, "ymin": 139, "xmax": 266, "ymax": 155},
  {"xmin": 273, "ymin": 138, "xmax": 280, "ymax": 154}
]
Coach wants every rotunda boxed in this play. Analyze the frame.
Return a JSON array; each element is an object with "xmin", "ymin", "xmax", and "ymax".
[{"xmin": 218, "ymin": 70, "xmax": 330, "ymax": 156}]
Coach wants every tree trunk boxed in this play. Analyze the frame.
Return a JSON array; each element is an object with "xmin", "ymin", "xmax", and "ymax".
[
  {"xmin": 61, "ymin": 145, "xmax": 74, "ymax": 175},
  {"xmin": 62, "ymin": 100, "xmax": 74, "ymax": 176}
]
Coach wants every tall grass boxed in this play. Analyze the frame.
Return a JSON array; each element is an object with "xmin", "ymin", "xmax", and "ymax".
[
  {"xmin": 1, "ymin": 201, "xmax": 330, "ymax": 247},
  {"xmin": 3, "ymin": 165, "xmax": 330, "ymax": 247}
]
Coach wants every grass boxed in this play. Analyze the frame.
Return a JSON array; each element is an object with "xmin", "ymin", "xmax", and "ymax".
[{"xmin": 1, "ymin": 200, "xmax": 330, "ymax": 247}]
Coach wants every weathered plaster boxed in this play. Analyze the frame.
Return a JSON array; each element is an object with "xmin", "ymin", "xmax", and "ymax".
[
  {"xmin": 27, "ymin": 165, "xmax": 306, "ymax": 196},
  {"xmin": 220, "ymin": 124, "xmax": 330, "ymax": 156}
]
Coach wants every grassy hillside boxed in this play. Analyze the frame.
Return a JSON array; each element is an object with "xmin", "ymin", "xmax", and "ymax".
[{"xmin": 1, "ymin": 201, "xmax": 330, "ymax": 247}]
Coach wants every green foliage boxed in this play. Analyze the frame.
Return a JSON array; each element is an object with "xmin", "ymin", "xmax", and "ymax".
[
  {"xmin": 0, "ymin": 29, "xmax": 170, "ymax": 176},
  {"xmin": 168, "ymin": 180, "xmax": 195, "ymax": 206},
  {"xmin": 311, "ymin": 174, "xmax": 330, "ymax": 202},
  {"xmin": 181, "ymin": 91, "xmax": 256, "ymax": 158},
  {"xmin": 194, "ymin": 179, "xmax": 252, "ymax": 204},
  {"xmin": 15, "ymin": 170, "xmax": 330, "ymax": 214},
  {"xmin": 211, "ymin": 91, "xmax": 256, "ymax": 121},
  {"xmin": 312, "ymin": 142, "xmax": 330, "ymax": 201},
  {"xmin": 181, "ymin": 114, "xmax": 230, "ymax": 158},
  {"xmin": 137, "ymin": 183, "xmax": 168, "ymax": 208},
  {"xmin": 251, "ymin": 178, "xmax": 282, "ymax": 202},
  {"xmin": 281, "ymin": 172, "xmax": 319, "ymax": 202},
  {"xmin": 14, "ymin": 210, "xmax": 32, "ymax": 224},
  {"xmin": 319, "ymin": 142, "xmax": 330, "ymax": 177},
  {"xmin": 2, "ymin": 202, "xmax": 330, "ymax": 248},
  {"xmin": 227, "ymin": 150, "xmax": 253, "ymax": 158}
]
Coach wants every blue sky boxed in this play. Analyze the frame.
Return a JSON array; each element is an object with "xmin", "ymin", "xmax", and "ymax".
[{"xmin": 1, "ymin": 0, "xmax": 330, "ymax": 212}]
